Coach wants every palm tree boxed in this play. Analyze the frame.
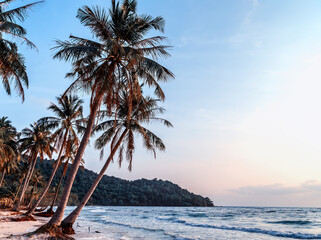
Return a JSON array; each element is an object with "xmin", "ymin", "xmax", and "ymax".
[
  {"xmin": 0, "ymin": 156, "xmax": 18, "ymax": 187},
  {"xmin": 61, "ymin": 91, "xmax": 172, "ymax": 234},
  {"xmin": 27, "ymin": 169, "xmax": 44, "ymax": 209},
  {"xmin": 13, "ymin": 122, "xmax": 53, "ymax": 211},
  {"xmin": 39, "ymin": 0, "xmax": 173, "ymax": 232},
  {"xmin": 0, "ymin": 0, "xmax": 43, "ymax": 101},
  {"xmin": 0, "ymin": 117, "xmax": 18, "ymax": 155},
  {"xmin": 13, "ymin": 161, "xmax": 29, "ymax": 203},
  {"xmin": 25, "ymin": 95, "xmax": 84, "ymax": 216},
  {"xmin": 47, "ymin": 140, "xmax": 84, "ymax": 214},
  {"xmin": 0, "ymin": 117, "xmax": 19, "ymax": 187}
]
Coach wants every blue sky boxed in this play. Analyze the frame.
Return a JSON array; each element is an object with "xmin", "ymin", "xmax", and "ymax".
[{"xmin": 2, "ymin": 0, "xmax": 321, "ymax": 206}]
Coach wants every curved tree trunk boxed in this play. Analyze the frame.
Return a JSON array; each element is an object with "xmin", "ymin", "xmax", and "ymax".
[
  {"xmin": 13, "ymin": 153, "xmax": 37, "ymax": 211},
  {"xmin": 61, "ymin": 129, "xmax": 128, "ymax": 234},
  {"xmin": 13, "ymin": 177, "xmax": 24, "ymax": 203},
  {"xmin": 28, "ymin": 183, "xmax": 37, "ymax": 209},
  {"xmin": 37, "ymin": 93, "xmax": 104, "ymax": 233},
  {"xmin": 13, "ymin": 157, "xmax": 33, "ymax": 208},
  {"xmin": 25, "ymin": 130, "xmax": 69, "ymax": 216},
  {"xmin": 0, "ymin": 169, "xmax": 5, "ymax": 187},
  {"xmin": 47, "ymin": 166, "xmax": 65, "ymax": 213}
]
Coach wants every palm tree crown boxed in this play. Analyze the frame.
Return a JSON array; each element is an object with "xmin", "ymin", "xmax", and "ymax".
[
  {"xmin": 0, "ymin": 116, "xmax": 19, "ymax": 162},
  {"xmin": 53, "ymin": 0, "xmax": 174, "ymax": 110},
  {"xmin": 95, "ymin": 90, "xmax": 173, "ymax": 170},
  {"xmin": 38, "ymin": 94, "xmax": 85, "ymax": 150},
  {"xmin": 0, "ymin": 0, "xmax": 42, "ymax": 101},
  {"xmin": 19, "ymin": 122, "xmax": 54, "ymax": 160},
  {"xmin": 0, "ymin": 117, "xmax": 19, "ymax": 187}
]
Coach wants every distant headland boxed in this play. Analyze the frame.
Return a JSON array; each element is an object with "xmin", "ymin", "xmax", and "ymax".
[{"xmin": 1, "ymin": 159, "xmax": 214, "ymax": 207}]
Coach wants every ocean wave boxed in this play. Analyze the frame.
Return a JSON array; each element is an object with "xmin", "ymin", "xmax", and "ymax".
[
  {"xmin": 187, "ymin": 213, "xmax": 207, "ymax": 218},
  {"xmin": 79, "ymin": 207, "xmax": 321, "ymax": 239},
  {"xmin": 267, "ymin": 220, "xmax": 313, "ymax": 225},
  {"xmin": 264, "ymin": 210, "xmax": 277, "ymax": 213},
  {"xmin": 163, "ymin": 231, "xmax": 202, "ymax": 240},
  {"xmin": 156, "ymin": 217, "xmax": 187, "ymax": 225},
  {"xmin": 100, "ymin": 219, "xmax": 166, "ymax": 233},
  {"xmin": 156, "ymin": 216, "xmax": 187, "ymax": 224},
  {"xmin": 99, "ymin": 219, "xmax": 200, "ymax": 239},
  {"xmin": 105, "ymin": 208, "xmax": 119, "ymax": 212},
  {"xmin": 173, "ymin": 218, "xmax": 186, "ymax": 224},
  {"xmin": 164, "ymin": 212, "xmax": 179, "ymax": 216},
  {"xmin": 220, "ymin": 214, "xmax": 235, "ymax": 218},
  {"xmin": 89, "ymin": 209, "xmax": 107, "ymax": 213},
  {"xmin": 179, "ymin": 222, "xmax": 321, "ymax": 239},
  {"xmin": 156, "ymin": 216, "xmax": 177, "ymax": 221}
]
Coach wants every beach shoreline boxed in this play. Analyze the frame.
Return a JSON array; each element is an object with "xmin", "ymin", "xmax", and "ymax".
[
  {"xmin": 0, "ymin": 210, "xmax": 50, "ymax": 239},
  {"xmin": 0, "ymin": 210, "xmax": 103, "ymax": 240},
  {"xmin": 2, "ymin": 206, "xmax": 321, "ymax": 239}
]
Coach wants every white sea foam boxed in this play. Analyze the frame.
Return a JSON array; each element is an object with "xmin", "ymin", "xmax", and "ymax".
[{"xmin": 89, "ymin": 209, "xmax": 107, "ymax": 213}]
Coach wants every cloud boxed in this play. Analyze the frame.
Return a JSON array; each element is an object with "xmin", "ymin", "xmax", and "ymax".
[
  {"xmin": 252, "ymin": 0, "xmax": 259, "ymax": 7},
  {"xmin": 243, "ymin": 0, "xmax": 259, "ymax": 25},
  {"xmin": 223, "ymin": 181, "xmax": 321, "ymax": 206},
  {"xmin": 227, "ymin": 0, "xmax": 263, "ymax": 48}
]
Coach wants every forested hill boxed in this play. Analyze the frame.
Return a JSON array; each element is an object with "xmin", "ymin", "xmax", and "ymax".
[{"xmin": 36, "ymin": 159, "xmax": 214, "ymax": 207}]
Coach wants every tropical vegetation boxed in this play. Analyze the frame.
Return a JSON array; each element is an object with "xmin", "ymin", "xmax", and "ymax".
[
  {"xmin": 2, "ymin": 158, "xmax": 214, "ymax": 207},
  {"xmin": 61, "ymin": 89, "xmax": 173, "ymax": 233},
  {"xmin": 40, "ymin": 0, "xmax": 174, "ymax": 234},
  {"xmin": 0, "ymin": 0, "xmax": 214, "ymax": 239}
]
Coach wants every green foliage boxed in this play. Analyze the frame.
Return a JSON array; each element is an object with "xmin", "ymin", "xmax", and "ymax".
[{"xmin": 36, "ymin": 159, "xmax": 214, "ymax": 207}]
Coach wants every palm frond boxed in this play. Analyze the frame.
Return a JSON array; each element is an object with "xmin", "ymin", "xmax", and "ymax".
[{"xmin": 1, "ymin": 1, "xmax": 43, "ymax": 22}]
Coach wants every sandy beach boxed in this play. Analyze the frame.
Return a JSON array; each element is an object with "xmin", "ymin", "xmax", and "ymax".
[
  {"xmin": 0, "ymin": 210, "xmax": 51, "ymax": 239},
  {"xmin": 0, "ymin": 210, "xmax": 102, "ymax": 240}
]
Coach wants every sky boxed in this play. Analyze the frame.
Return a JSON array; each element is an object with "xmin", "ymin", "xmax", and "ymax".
[{"xmin": 2, "ymin": 0, "xmax": 321, "ymax": 207}]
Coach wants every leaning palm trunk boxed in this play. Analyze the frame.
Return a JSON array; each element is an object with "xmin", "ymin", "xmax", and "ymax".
[
  {"xmin": 61, "ymin": 129, "xmax": 128, "ymax": 234},
  {"xmin": 14, "ymin": 161, "xmax": 33, "ymax": 206},
  {"xmin": 47, "ymin": 166, "xmax": 65, "ymax": 213},
  {"xmin": 27, "ymin": 184, "xmax": 37, "ymax": 209},
  {"xmin": 13, "ymin": 177, "xmax": 24, "ymax": 203},
  {"xmin": 0, "ymin": 169, "xmax": 5, "ymax": 187},
  {"xmin": 37, "ymin": 94, "xmax": 104, "ymax": 233},
  {"xmin": 25, "ymin": 130, "xmax": 68, "ymax": 216},
  {"xmin": 13, "ymin": 153, "xmax": 37, "ymax": 211}
]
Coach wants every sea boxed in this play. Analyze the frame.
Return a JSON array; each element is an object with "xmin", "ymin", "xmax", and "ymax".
[{"xmin": 70, "ymin": 206, "xmax": 321, "ymax": 240}]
